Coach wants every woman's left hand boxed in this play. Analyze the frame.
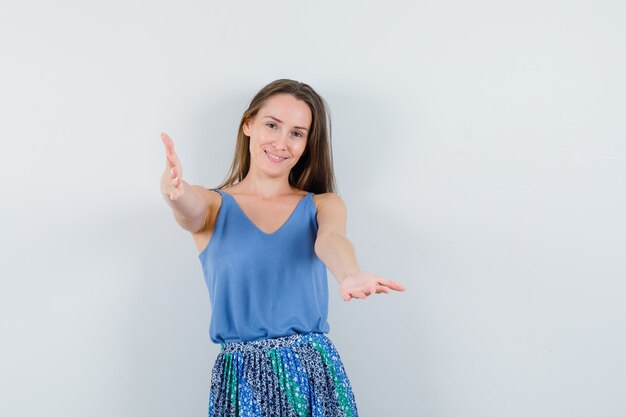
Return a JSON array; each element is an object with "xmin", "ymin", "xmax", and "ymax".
[{"xmin": 339, "ymin": 271, "xmax": 406, "ymax": 302}]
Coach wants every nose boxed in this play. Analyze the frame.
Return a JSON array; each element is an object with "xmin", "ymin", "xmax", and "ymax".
[{"xmin": 271, "ymin": 131, "xmax": 289, "ymax": 150}]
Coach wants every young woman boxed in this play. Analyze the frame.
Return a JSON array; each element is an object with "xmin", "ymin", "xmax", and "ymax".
[{"xmin": 160, "ymin": 79, "xmax": 405, "ymax": 416}]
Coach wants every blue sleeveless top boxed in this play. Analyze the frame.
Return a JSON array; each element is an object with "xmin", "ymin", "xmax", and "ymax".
[{"xmin": 198, "ymin": 188, "xmax": 331, "ymax": 344}]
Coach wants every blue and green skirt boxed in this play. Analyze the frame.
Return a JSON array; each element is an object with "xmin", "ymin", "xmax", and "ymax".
[{"xmin": 209, "ymin": 332, "xmax": 359, "ymax": 416}]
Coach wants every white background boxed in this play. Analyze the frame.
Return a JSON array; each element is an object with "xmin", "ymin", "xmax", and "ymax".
[{"xmin": 1, "ymin": 0, "xmax": 625, "ymax": 416}]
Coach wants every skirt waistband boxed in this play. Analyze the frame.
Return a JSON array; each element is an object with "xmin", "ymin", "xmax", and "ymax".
[{"xmin": 220, "ymin": 332, "xmax": 328, "ymax": 353}]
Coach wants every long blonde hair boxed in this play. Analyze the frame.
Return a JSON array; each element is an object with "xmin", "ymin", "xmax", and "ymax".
[{"xmin": 215, "ymin": 79, "xmax": 337, "ymax": 194}]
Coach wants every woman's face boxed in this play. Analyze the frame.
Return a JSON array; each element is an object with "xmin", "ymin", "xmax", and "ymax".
[{"xmin": 243, "ymin": 93, "xmax": 312, "ymax": 179}]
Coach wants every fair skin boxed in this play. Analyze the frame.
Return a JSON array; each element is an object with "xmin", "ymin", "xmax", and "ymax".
[{"xmin": 160, "ymin": 93, "xmax": 405, "ymax": 301}]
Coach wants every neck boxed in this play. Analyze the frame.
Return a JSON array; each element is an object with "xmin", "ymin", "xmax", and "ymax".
[{"xmin": 237, "ymin": 170, "xmax": 297, "ymax": 199}]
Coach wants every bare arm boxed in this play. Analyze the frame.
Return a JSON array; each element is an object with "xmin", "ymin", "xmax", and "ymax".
[
  {"xmin": 161, "ymin": 182, "xmax": 208, "ymax": 232},
  {"xmin": 314, "ymin": 193, "xmax": 360, "ymax": 283},
  {"xmin": 314, "ymin": 193, "xmax": 406, "ymax": 301},
  {"xmin": 160, "ymin": 132, "xmax": 208, "ymax": 233}
]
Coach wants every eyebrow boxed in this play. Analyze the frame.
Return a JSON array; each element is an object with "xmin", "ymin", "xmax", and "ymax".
[{"xmin": 263, "ymin": 115, "xmax": 309, "ymax": 131}]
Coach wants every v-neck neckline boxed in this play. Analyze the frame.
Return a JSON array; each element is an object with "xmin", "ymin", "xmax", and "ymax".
[{"xmin": 219, "ymin": 190, "xmax": 312, "ymax": 236}]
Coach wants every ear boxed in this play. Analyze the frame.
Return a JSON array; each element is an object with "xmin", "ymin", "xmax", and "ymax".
[{"xmin": 243, "ymin": 116, "xmax": 253, "ymax": 136}]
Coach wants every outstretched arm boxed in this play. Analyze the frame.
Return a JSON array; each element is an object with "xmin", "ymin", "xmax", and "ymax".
[
  {"xmin": 160, "ymin": 132, "xmax": 208, "ymax": 233},
  {"xmin": 314, "ymin": 193, "xmax": 406, "ymax": 301}
]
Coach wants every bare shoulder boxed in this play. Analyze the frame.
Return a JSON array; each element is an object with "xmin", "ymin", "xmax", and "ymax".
[
  {"xmin": 313, "ymin": 192, "xmax": 347, "ymax": 236},
  {"xmin": 312, "ymin": 192, "xmax": 346, "ymax": 212}
]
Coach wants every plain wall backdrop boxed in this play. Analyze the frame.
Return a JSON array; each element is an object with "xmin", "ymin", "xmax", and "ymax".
[{"xmin": 1, "ymin": 0, "xmax": 625, "ymax": 416}]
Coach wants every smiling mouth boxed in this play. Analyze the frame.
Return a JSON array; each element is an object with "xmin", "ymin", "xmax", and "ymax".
[{"xmin": 265, "ymin": 150, "xmax": 287, "ymax": 162}]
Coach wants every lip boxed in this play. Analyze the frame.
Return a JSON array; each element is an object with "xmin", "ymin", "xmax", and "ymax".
[{"xmin": 264, "ymin": 150, "xmax": 288, "ymax": 162}]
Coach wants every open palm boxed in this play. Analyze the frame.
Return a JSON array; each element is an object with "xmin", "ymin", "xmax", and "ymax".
[
  {"xmin": 160, "ymin": 132, "xmax": 185, "ymax": 200},
  {"xmin": 339, "ymin": 271, "xmax": 406, "ymax": 301}
]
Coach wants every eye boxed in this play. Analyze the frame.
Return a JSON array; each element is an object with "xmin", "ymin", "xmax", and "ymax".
[
  {"xmin": 266, "ymin": 122, "xmax": 277, "ymax": 129},
  {"xmin": 293, "ymin": 131, "xmax": 303, "ymax": 138}
]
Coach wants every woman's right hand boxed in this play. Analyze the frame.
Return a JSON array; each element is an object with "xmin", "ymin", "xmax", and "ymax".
[{"xmin": 160, "ymin": 132, "xmax": 185, "ymax": 200}]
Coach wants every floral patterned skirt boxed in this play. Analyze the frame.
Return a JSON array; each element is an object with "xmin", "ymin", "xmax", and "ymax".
[{"xmin": 209, "ymin": 332, "xmax": 359, "ymax": 417}]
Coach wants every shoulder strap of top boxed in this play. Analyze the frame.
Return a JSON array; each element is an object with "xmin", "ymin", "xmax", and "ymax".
[{"xmin": 207, "ymin": 188, "xmax": 228, "ymax": 212}]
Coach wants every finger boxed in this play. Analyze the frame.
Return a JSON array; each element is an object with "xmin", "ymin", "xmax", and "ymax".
[
  {"xmin": 388, "ymin": 281, "xmax": 406, "ymax": 291},
  {"xmin": 165, "ymin": 152, "xmax": 177, "ymax": 171},
  {"xmin": 376, "ymin": 278, "xmax": 406, "ymax": 291},
  {"xmin": 171, "ymin": 168, "xmax": 183, "ymax": 183},
  {"xmin": 370, "ymin": 284, "xmax": 390, "ymax": 294},
  {"xmin": 161, "ymin": 132, "xmax": 175, "ymax": 156},
  {"xmin": 166, "ymin": 158, "xmax": 183, "ymax": 178},
  {"xmin": 161, "ymin": 132, "xmax": 173, "ymax": 148},
  {"xmin": 170, "ymin": 154, "xmax": 182, "ymax": 174},
  {"xmin": 167, "ymin": 150, "xmax": 181, "ymax": 168},
  {"xmin": 161, "ymin": 133, "xmax": 180, "ymax": 166}
]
